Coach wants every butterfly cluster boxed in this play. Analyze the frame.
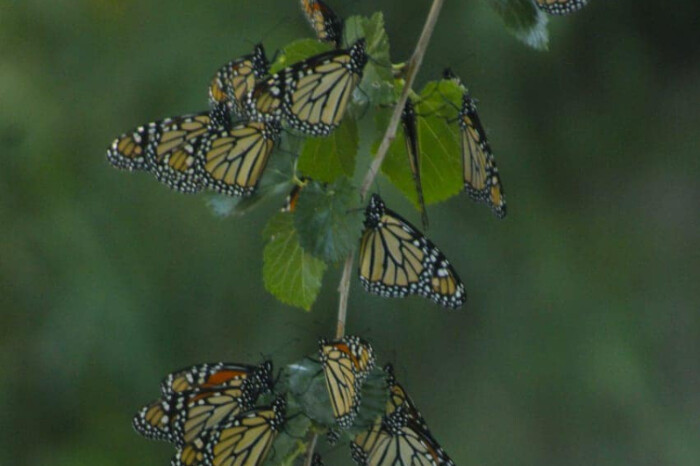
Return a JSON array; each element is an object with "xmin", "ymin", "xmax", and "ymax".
[
  {"xmin": 107, "ymin": 8, "xmax": 367, "ymax": 197},
  {"xmin": 319, "ymin": 335, "xmax": 455, "ymax": 465},
  {"xmin": 133, "ymin": 361, "xmax": 286, "ymax": 466},
  {"xmin": 133, "ymin": 335, "xmax": 455, "ymax": 465}
]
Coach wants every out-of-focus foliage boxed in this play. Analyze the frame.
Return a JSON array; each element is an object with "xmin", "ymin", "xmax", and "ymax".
[
  {"xmin": 1, "ymin": 1, "xmax": 700, "ymax": 465},
  {"xmin": 294, "ymin": 178, "xmax": 363, "ymax": 264}
]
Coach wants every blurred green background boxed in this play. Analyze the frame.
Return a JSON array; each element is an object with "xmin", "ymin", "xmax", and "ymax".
[{"xmin": 2, "ymin": 0, "xmax": 699, "ymax": 464}]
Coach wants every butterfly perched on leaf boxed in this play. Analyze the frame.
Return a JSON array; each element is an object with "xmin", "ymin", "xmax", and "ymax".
[
  {"xmin": 196, "ymin": 120, "xmax": 281, "ymax": 197},
  {"xmin": 319, "ymin": 335, "xmax": 375, "ymax": 428},
  {"xmin": 401, "ymin": 97, "xmax": 429, "ymax": 230},
  {"xmin": 246, "ymin": 39, "xmax": 368, "ymax": 136},
  {"xmin": 442, "ymin": 69, "xmax": 506, "ymax": 219},
  {"xmin": 172, "ymin": 396, "xmax": 287, "ymax": 466},
  {"xmin": 535, "ymin": 0, "xmax": 589, "ymax": 15},
  {"xmin": 350, "ymin": 364, "xmax": 456, "ymax": 466},
  {"xmin": 358, "ymin": 194, "xmax": 466, "ymax": 309},
  {"xmin": 107, "ymin": 112, "xmax": 215, "ymax": 194},
  {"xmin": 209, "ymin": 44, "xmax": 270, "ymax": 126},
  {"xmin": 300, "ymin": 0, "xmax": 344, "ymax": 48},
  {"xmin": 133, "ymin": 361, "xmax": 273, "ymax": 446}
]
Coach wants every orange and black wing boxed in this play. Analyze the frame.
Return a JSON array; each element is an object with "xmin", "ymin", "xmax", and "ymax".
[
  {"xmin": 319, "ymin": 335, "xmax": 375, "ymax": 427},
  {"xmin": 459, "ymin": 94, "xmax": 506, "ymax": 219},
  {"xmin": 209, "ymin": 44, "xmax": 269, "ymax": 125},
  {"xmin": 358, "ymin": 194, "xmax": 466, "ymax": 309},
  {"xmin": 145, "ymin": 112, "xmax": 212, "ymax": 193},
  {"xmin": 197, "ymin": 121, "xmax": 281, "ymax": 196},
  {"xmin": 246, "ymin": 39, "xmax": 367, "ymax": 136},
  {"xmin": 300, "ymin": 0, "xmax": 344, "ymax": 47}
]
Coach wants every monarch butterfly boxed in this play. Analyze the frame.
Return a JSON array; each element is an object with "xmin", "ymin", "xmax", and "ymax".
[
  {"xmin": 172, "ymin": 396, "xmax": 287, "ymax": 466},
  {"xmin": 401, "ymin": 97, "xmax": 429, "ymax": 230},
  {"xmin": 246, "ymin": 39, "xmax": 367, "ymax": 136},
  {"xmin": 146, "ymin": 113, "xmax": 215, "ymax": 193},
  {"xmin": 107, "ymin": 113, "xmax": 214, "ymax": 193},
  {"xmin": 209, "ymin": 44, "xmax": 269, "ymax": 126},
  {"xmin": 350, "ymin": 365, "xmax": 455, "ymax": 466},
  {"xmin": 319, "ymin": 335, "xmax": 376, "ymax": 428},
  {"xmin": 161, "ymin": 361, "xmax": 273, "ymax": 396},
  {"xmin": 441, "ymin": 69, "xmax": 507, "ymax": 219},
  {"xmin": 535, "ymin": 0, "xmax": 589, "ymax": 15},
  {"xmin": 457, "ymin": 91, "xmax": 506, "ymax": 219},
  {"xmin": 134, "ymin": 362, "xmax": 273, "ymax": 446},
  {"xmin": 300, "ymin": 0, "xmax": 344, "ymax": 48},
  {"xmin": 196, "ymin": 121, "xmax": 281, "ymax": 196},
  {"xmin": 358, "ymin": 194, "xmax": 466, "ymax": 309}
]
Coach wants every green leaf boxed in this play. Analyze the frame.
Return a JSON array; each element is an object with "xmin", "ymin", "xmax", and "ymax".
[
  {"xmin": 263, "ymin": 213, "xmax": 327, "ymax": 310},
  {"xmin": 297, "ymin": 117, "xmax": 358, "ymax": 183},
  {"xmin": 294, "ymin": 178, "xmax": 363, "ymax": 264},
  {"xmin": 378, "ymin": 80, "xmax": 463, "ymax": 208},
  {"xmin": 487, "ymin": 0, "xmax": 550, "ymax": 51},
  {"xmin": 345, "ymin": 13, "xmax": 396, "ymax": 105},
  {"xmin": 269, "ymin": 39, "xmax": 334, "ymax": 74}
]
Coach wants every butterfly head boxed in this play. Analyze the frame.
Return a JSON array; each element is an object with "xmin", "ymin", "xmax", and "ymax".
[
  {"xmin": 349, "ymin": 39, "xmax": 368, "ymax": 71},
  {"xmin": 401, "ymin": 97, "xmax": 415, "ymax": 121},
  {"xmin": 364, "ymin": 194, "xmax": 386, "ymax": 228},
  {"xmin": 461, "ymin": 92, "xmax": 478, "ymax": 114},
  {"xmin": 442, "ymin": 67, "xmax": 456, "ymax": 80}
]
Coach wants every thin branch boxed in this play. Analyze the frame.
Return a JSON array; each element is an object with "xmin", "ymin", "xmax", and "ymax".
[
  {"xmin": 336, "ymin": 0, "xmax": 445, "ymax": 338},
  {"xmin": 335, "ymin": 251, "xmax": 354, "ymax": 338},
  {"xmin": 303, "ymin": 433, "xmax": 319, "ymax": 466},
  {"xmin": 360, "ymin": 0, "xmax": 445, "ymax": 198}
]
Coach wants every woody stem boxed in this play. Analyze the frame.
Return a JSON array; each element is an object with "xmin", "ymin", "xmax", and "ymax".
[{"xmin": 335, "ymin": 0, "xmax": 445, "ymax": 338}]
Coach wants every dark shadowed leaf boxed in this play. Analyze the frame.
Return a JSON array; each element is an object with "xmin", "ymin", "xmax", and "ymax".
[{"xmin": 294, "ymin": 178, "xmax": 362, "ymax": 263}]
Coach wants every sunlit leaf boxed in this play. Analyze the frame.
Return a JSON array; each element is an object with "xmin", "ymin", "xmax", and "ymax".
[
  {"xmin": 294, "ymin": 177, "xmax": 362, "ymax": 263},
  {"xmin": 297, "ymin": 118, "xmax": 358, "ymax": 183},
  {"xmin": 263, "ymin": 213, "xmax": 327, "ymax": 311},
  {"xmin": 487, "ymin": 0, "xmax": 550, "ymax": 50},
  {"xmin": 379, "ymin": 79, "xmax": 463, "ymax": 208}
]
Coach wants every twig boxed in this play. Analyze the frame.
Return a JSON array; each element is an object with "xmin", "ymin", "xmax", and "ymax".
[
  {"xmin": 359, "ymin": 0, "xmax": 445, "ymax": 198},
  {"xmin": 303, "ymin": 433, "xmax": 319, "ymax": 466},
  {"xmin": 335, "ymin": 251, "xmax": 354, "ymax": 338},
  {"xmin": 335, "ymin": 0, "xmax": 446, "ymax": 338}
]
